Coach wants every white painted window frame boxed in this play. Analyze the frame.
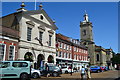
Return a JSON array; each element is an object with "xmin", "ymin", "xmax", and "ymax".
[
  {"xmin": 9, "ymin": 45, "xmax": 15, "ymax": 60},
  {"xmin": 0, "ymin": 43, "xmax": 6, "ymax": 61}
]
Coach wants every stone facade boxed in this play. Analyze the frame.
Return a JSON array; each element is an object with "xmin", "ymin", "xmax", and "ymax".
[
  {"xmin": 80, "ymin": 12, "xmax": 114, "ymax": 67},
  {"xmin": 1, "ymin": 3, "xmax": 58, "ymax": 69},
  {"xmin": 17, "ymin": 6, "xmax": 57, "ymax": 68}
]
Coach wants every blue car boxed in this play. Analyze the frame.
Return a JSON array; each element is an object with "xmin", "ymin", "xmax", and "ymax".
[{"xmin": 90, "ymin": 66, "xmax": 101, "ymax": 73}]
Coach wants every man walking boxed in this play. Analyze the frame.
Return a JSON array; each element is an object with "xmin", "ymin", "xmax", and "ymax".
[
  {"xmin": 86, "ymin": 65, "xmax": 91, "ymax": 80},
  {"xmin": 45, "ymin": 63, "xmax": 49, "ymax": 77}
]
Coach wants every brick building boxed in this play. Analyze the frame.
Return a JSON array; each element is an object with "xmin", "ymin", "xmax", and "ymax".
[
  {"xmin": 56, "ymin": 33, "xmax": 89, "ymax": 70},
  {"xmin": 0, "ymin": 18, "xmax": 19, "ymax": 61}
]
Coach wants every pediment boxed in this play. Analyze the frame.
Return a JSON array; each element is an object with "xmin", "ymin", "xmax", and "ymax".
[
  {"xmin": 31, "ymin": 13, "xmax": 51, "ymax": 26},
  {"xmin": 23, "ymin": 9, "xmax": 58, "ymax": 30}
]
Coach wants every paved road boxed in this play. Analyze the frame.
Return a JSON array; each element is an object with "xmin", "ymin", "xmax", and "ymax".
[{"xmin": 32, "ymin": 70, "xmax": 120, "ymax": 80}]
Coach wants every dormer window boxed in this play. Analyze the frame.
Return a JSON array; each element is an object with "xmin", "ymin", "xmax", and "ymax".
[{"xmin": 40, "ymin": 15, "xmax": 44, "ymax": 20}]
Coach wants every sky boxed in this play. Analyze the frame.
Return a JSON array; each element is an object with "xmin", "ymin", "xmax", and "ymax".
[{"xmin": 1, "ymin": 2, "xmax": 118, "ymax": 53}]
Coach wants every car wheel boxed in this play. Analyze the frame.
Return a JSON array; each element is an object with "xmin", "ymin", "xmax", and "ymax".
[
  {"xmin": 65, "ymin": 71, "xmax": 68, "ymax": 74},
  {"xmin": 20, "ymin": 73, "xmax": 29, "ymax": 80},
  {"xmin": 97, "ymin": 70, "xmax": 100, "ymax": 73},
  {"xmin": 32, "ymin": 72, "xmax": 39, "ymax": 79},
  {"xmin": 53, "ymin": 72, "xmax": 58, "ymax": 77}
]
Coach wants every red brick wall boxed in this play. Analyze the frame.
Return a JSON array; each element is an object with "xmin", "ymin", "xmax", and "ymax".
[
  {"xmin": 0, "ymin": 39, "xmax": 19, "ymax": 61},
  {"xmin": 58, "ymin": 41, "xmax": 88, "ymax": 61}
]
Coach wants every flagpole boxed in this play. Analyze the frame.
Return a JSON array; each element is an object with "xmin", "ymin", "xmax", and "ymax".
[{"xmin": 35, "ymin": 0, "xmax": 36, "ymax": 10}]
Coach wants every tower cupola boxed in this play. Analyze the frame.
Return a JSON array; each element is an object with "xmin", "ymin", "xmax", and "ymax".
[{"xmin": 83, "ymin": 10, "xmax": 89, "ymax": 22}]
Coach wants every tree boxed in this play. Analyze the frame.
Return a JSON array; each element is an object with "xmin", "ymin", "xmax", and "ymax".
[{"xmin": 111, "ymin": 53, "xmax": 120, "ymax": 64}]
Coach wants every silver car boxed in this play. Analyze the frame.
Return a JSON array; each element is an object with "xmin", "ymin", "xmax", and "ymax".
[{"xmin": 31, "ymin": 68, "xmax": 41, "ymax": 79}]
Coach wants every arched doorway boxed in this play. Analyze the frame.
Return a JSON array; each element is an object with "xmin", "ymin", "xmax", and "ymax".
[
  {"xmin": 96, "ymin": 54, "xmax": 100, "ymax": 61},
  {"xmin": 37, "ymin": 54, "xmax": 45, "ymax": 69},
  {"xmin": 48, "ymin": 55, "xmax": 54, "ymax": 63},
  {"xmin": 24, "ymin": 52, "xmax": 33, "ymax": 62}
]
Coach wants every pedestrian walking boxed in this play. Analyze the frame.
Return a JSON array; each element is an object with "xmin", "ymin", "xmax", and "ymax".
[
  {"xmin": 58, "ymin": 64, "xmax": 61, "ymax": 69},
  {"xmin": 80, "ymin": 66, "xmax": 86, "ymax": 80},
  {"xmin": 86, "ymin": 65, "xmax": 91, "ymax": 80},
  {"xmin": 45, "ymin": 63, "xmax": 50, "ymax": 77}
]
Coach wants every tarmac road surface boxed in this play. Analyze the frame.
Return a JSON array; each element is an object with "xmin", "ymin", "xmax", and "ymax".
[{"xmin": 31, "ymin": 70, "xmax": 119, "ymax": 80}]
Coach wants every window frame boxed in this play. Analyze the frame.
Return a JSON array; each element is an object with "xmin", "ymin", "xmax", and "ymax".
[
  {"xmin": 27, "ymin": 27, "xmax": 32, "ymax": 41},
  {"xmin": 39, "ymin": 31, "xmax": 43, "ymax": 43},
  {"xmin": 9, "ymin": 45, "xmax": 15, "ymax": 61},
  {"xmin": 0, "ymin": 43, "xmax": 6, "ymax": 61},
  {"xmin": 49, "ymin": 35, "xmax": 52, "ymax": 46}
]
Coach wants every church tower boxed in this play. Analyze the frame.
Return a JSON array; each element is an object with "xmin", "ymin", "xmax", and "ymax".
[{"xmin": 80, "ymin": 11, "xmax": 96, "ymax": 65}]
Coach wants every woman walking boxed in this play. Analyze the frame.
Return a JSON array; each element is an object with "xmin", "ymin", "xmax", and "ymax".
[
  {"xmin": 80, "ymin": 66, "xmax": 86, "ymax": 80},
  {"xmin": 86, "ymin": 65, "xmax": 91, "ymax": 80}
]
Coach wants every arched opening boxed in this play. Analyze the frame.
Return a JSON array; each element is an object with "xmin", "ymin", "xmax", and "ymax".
[
  {"xmin": 37, "ymin": 54, "xmax": 45, "ymax": 69},
  {"xmin": 83, "ymin": 30, "xmax": 86, "ymax": 36},
  {"xmin": 48, "ymin": 55, "xmax": 54, "ymax": 63},
  {"xmin": 96, "ymin": 54, "xmax": 100, "ymax": 61},
  {"xmin": 24, "ymin": 52, "xmax": 33, "ymax": 62}
]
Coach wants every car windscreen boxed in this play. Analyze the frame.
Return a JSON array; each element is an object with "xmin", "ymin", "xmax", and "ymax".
[{"xmin": 0, "ymin": 62, "xmax": 10, "ymax": 68}]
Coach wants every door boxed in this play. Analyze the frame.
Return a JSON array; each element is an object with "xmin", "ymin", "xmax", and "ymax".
[
  {"xmin": 12, "ymin": 62, "xmax": 29, "ymax": 78},
  {"xmin": 0, "ymin": 62, "xmax": 14, "ymax": 78}
]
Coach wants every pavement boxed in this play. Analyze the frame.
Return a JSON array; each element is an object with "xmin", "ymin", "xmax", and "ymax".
[{"xmin": 32, "ymin": 70, "xmax": 119, "ymax": 80}]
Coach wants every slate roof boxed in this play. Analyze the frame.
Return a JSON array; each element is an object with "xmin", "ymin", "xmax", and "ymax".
[{"xmin": 56, "ymin": 33, "xmax": 87, "ymax": 49}]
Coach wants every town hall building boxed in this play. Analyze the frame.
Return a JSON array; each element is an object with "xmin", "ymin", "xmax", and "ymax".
[{"xmin": 0, "ymin": 2, "xmax": 58, "ymax": 69}]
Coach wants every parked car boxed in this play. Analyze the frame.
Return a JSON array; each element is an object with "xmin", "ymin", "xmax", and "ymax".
[
  {"xmin": 41, "ymin": 65, "xmax": 62, "ymax": 77},
  {"xmin": 61, "ymin": 66, "xmax": 73, "ymax": 74},
  {"xmin": 0, "ymin": 61, "xmax": 31, "ymax": 80},
  {"xmin": 90, "ymin": 66, "xmax": 101, "ymax": 73},
  {"xmin": 31, "ymin": 68, "xmax": 41, "ymax": 79}
]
